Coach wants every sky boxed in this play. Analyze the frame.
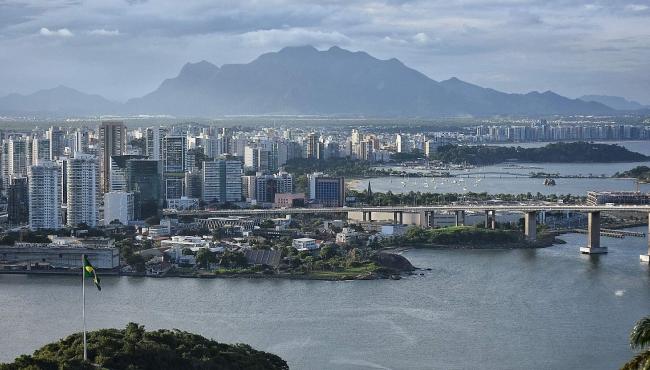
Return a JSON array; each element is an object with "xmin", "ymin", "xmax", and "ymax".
[{"xmin": 1, "ymin": 0, "xmax": 649, "ymax": 104}]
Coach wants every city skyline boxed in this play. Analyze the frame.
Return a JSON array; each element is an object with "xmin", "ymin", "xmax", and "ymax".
[{"xmin": 1, "ymin": 1, "xmax": 650, "ymax": 104}]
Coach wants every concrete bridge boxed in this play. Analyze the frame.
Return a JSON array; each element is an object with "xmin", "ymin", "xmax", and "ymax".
[{"xmin": 164, "ymin": 204, "xmax": 650, "ymax": 262}]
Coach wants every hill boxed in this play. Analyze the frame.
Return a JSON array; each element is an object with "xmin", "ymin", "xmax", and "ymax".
[
  {"xmin": 0, "ymin": 323, "xmax": 288, "ymax": 370},
  {"xmin": 0, "ymin": 86, "xmax": 119, "ymax": 116},
  {"xmin": 579, "ymin": 95, "xmax": 647, "ymax": 111}
]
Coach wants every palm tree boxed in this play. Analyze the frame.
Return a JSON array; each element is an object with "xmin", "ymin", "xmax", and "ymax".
[{"xmin": 622, "ymin": 316, "xmax": 650, "ymax": 370}]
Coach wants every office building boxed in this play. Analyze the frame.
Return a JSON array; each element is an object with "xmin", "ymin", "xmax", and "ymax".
[
  {"xmin": 7, "ymin": 177, "xmax": 29, "ymax": 225},
  {"xmin": 31, "ymin": 138, "xmax": 50, "ymax": 165},
  {"xmin": 99, "ymin": 121, "xmax": 127, "ymax": 193},
  {"xmin": 47, "ymin": 126, "xmax": 66, "ymax": 160},
  {"xmin": 125, "ymin": 159, "xmax": 161, "ymax": 220},
  {"xmin": 308, "ymin": 173, "xmax": 345, "ymax": 207},
  {"xmin": 202, "ymin": 159, "xmax": 242, "ymax": 204},
  {"xmin": 103, "ymin": 191, "xmax": 134, "ymax": 226}
]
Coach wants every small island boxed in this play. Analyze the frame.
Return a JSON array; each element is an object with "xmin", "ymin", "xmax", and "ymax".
[
  {"xmin": 0, "ymin": 323, "xmax": 289, "ymax": 370},
  {"xmin": 431, "ymin": 142, "xmax": 648, "ymax": 165},
  {"xmin": 615, "ymin": 165, "xmax": 650, "ymax": 183}
]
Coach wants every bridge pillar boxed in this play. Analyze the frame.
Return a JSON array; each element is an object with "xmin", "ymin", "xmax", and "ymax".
[
  {"xmin": 362, "ymin": 212, "xmax": 367, "ymax": 222},
  {"xmin": 399, "ymin": 211, "xmax": 403, "ymax": 225},
  {"xmin": 419, "ymin": 211, "xmax": 430, "ymax": 227},
  {"xmin": 524, "ymin": 211, "xmax": 537, "ymax": 241},
  {"xmin": 393, "ymin": 212, "xmax": 398, "ymax": 224},
  {"xmin": 455, "ymin": 210, "xmax": 465, "ymax": 227},
  {"xmin": 367, "ymin": 212, "xmax": 372, "ymax": 222},
  {"xmin": 641, "ymin": 213, "xmax": 650, "ymax": 263},
  {"xmin": 580, "ymin": 211, "xmax": 607, "ymax": 254},
  {"xmin": 485, "ymin": 210, "xmax": 496, "ymax": 229}
]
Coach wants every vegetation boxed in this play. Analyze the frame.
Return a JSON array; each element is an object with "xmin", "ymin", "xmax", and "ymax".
[
  {"xmin": 0, "ymin": 323, "xmax": 288, "ymax": 370},
  {"xmin": 622, "ymin": 315, "xmax": 650, "ymax": 370},
  {"xmin": 431, "ymin": 142, "xmax": 648, "ymax": 165},
  {"xmin": 284, "ymin": 158, "xmax": 396, "ymax": 177},
  {"xmin": 615, "ymin": 166, "xmax": 650, "ymax": 183},
  {"xmin": 396, "ymin": 226, "xmax": 521, "ymax": 247}
]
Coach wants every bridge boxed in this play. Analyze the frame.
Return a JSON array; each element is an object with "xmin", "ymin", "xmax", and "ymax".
[{"xmin": 164, "ymin": 204, "xmax": 650, "ymax": 262}]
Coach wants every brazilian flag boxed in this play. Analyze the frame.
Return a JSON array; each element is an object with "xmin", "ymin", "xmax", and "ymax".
[{"xmin": 83, "ymin": 255, "xmax": 101, "ymax": 291}]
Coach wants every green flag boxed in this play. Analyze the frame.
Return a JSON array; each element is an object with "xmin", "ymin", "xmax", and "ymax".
[{"xmin": 83, "ymin": 255, "xmax": 101, "ymax": 291}]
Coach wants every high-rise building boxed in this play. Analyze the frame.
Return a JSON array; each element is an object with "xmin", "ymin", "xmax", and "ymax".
[
  {"xmin": 162, "ymin": 135, "xmax": 187, "ymax": 200},
  {"xmin": 308, "ymin": 173, "xmax": 345, "ymax": 207},
  {"xmin": 67, "ymin": 153, "xmax": 99, "ymax": 227},
  {"xmin": 47, "ymin": 126, "xmax": 66, "ymax": 160},
  {"xmin": 29, "ymin": 161, "xmax": 61, "ymax": 230},
  {"xmin": 103, "ymin": 191, "xmax": 134, "ymax": 226},
  {"xmin": 274, "ymin": 171, "xmax": 293, "ymax": 193},
  {"xmin": 7, "ymin": 176, "xmax": 29, "ymax": 225},
  {"xmin": 254, "ymin": 173, "xmax": 277, "ymax": 203},
  {"xmin": 99, "ymin": 121, "xmax": 127, "ymax": 193},
  {"xmin": 31, "ymin": 138, "xmax": 50, "ymax": 165},
  {"xmin": 73, "ymin": 129, "xmax": 90, "ymax": 154},
  {"xmin": 109, "ymin": 155, "xmax": 147, "ymax": 192},
  {"xmin": 202, "ymin": 159, "xmax": 242, "ymax": 204},
  {"xmin": 145, "ymin": 127, "xmax": 163, "ymax": 160},
  {"xmin": 396, "ymin": 134, "xmax": 404, "ymax": 153},
  {"xmin": 185, "ymin": 170, "xmax": 203, "ymax": 199},
  {"xmin": 7, "ymin": 137, "xmax": 30, "ymax": 178},
  {"xmin": 306, "ymin": 133, "xmax": 320, "ymax": 159},
  {"xmin": 125, "ymin": 159, "xmax": 161, "ymax": 220}
]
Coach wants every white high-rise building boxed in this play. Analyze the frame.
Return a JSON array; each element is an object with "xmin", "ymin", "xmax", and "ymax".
[
  {"xmin": 396, "ymin": 134, "xmax": 404, "ymax": 153},
  {"xmin": 67, "ymin": 153, "xmax": 99, "ymax": 227},
  {"xmin": 202, "ymin": 159, "xmax": 242, "ymax": 204},
  {"xmin": 29, "ymin": 161, "xmax": 61, "ymax": 230},
  {"xmin": 146, "ymin": 126, "xmax": 163, "ymax": 160},
  {"xmin": 103, "ymin": 191, "xmax": 134, "ymax": 226},
  {"xmin": 31, "ymin": 138, "xmax": 51, "ymax": 165}
]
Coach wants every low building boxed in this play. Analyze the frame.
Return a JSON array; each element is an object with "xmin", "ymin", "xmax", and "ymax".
[
  {"xmin": 244, "ymin": 249, "xmax": 282, "ymax": 268},
  {"xmin": 166, "ymin": 196, "xmax": 200, "ymax": 210},
  {"xmin": 292, "ymin": 237, "xmax": 318, "ymax": 251},
  {"xmin": 586, "ymin": 191, "xmax": 650, "ymax": 205},
  {"xmin": 0, "ymin": 239, "xmax": 119, "ymax": 269},
  {"xmin": 274, "ymin": 193, "xmax": 305, "ymax": 208},
  {"xmin": 335, "ymin": 228, "xmax": 361, "ymax": 245},
  {"xmin": 200, "ymin": 216, "xmax": 259, "ymax": 232},
  {"xmin": 381, "ymin": 224, "xmax": 408, "ymax": 236},
  {"xmin": 160, "ymin": 235, "xmax": 209, "ymax": 249}
]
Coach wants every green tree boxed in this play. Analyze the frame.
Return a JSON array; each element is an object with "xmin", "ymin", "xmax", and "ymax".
[
  {"xmin": 195, "ymin": 248, "xmax": 217, "ymax": 269},
  {"xmin": 260, "ymin": 219, "xmax": 275, "ymax": 229},
  {"xmin": 622, "ymin": 315, "xmax": 650, "ymax": 370}
]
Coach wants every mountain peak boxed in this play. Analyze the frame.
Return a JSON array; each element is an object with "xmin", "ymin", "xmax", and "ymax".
[{"xmin": 179, "ymin": 60, "xmax": 219, "ymax": 77}]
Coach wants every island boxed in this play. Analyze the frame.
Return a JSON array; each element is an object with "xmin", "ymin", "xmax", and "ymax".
[
  {"xmin": 431, "ymin": 142, "xmax": 648, "ymax": 165},
  {"xmin": 0, "ymin": 323, "xmax": 288, "ymax": 370},
  {"xmin": 615, "ymin": 165, "xmax": 650, "ymax": 183}
]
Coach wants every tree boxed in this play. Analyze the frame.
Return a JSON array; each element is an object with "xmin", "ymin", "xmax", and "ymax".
[
  {"xmin": 260, "ymin": 219, "xmax": 275, "ymax": 229},
  {"xmin": 195, "ymin": 248, "xmax": 217, "ymax": 269},
  {"xmin": 622, "ymin": 315, "xmax": 650, "ymax": 370},
  {"xmin": 0, "ymin": 323, "xmax": 289, "ymax": 370},
  {"xmin": 319, "ymin": 245, "xmax": 338, "ymax": 260},
  {"xmin": 126, "ymin": 254, "xmax": 146, "ymax": 273}
]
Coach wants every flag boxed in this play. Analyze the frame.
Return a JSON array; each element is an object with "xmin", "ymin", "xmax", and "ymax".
[{"xmin": 83, "ymin": 255, "xmax": 101, "ymax": 291}]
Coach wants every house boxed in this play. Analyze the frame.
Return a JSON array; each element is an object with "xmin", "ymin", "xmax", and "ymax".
[{"xmin": 292, "ymin": 237, "xmax": 319, "ymax": 251}]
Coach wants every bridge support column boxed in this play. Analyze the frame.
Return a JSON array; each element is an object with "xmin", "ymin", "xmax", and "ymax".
[
  {"xmin": 641, "ymin": 213, "xmax": 650, "ymax": 263},
  {"xmin": 485, "ymin": 210, "xmax": 496, "ymax": 229},
  {"xmin": 393, "ymin": 212, "xmax": 398, "ymax": 224},
  {"xmin": 399, "ymin": 212, "xmax": 403, "ymax": 224},
  {"xmin": 419, "ymin": 211, "xmax": 430, "ymax": 228},
  {"xmin": 455, "ymin": 210, "xmax": 465, "ymax": 227},
  {"xmin": 524, "ymin": 211, "xmax": 537, "ymax": 241},
  {"xmin": 367, "ymin": 212, "xmax": 372, "ymax": 222},
  {"xmin": 580, "ymin": 211, "xmax": 607, "ymax": 254}
]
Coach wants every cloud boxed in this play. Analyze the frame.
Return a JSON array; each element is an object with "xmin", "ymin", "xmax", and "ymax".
[
  {"xmin": 240, "ymin": 28, "xmax": 351, "ymax": 48},
  {"xmin": 39, "ymin": 27, "xmax": 73, "ymax": 37},
  {"xmin": 89, "ymin": 28, "xmax": 120, "ymax": 36},
  {"xmin": 625, "ymin": 4, "xmax": 649, "ymax": 12}
]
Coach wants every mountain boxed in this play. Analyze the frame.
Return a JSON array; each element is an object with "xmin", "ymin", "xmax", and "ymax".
[
  {"xmin": 125, "ymin": 46, "xmax": 614, "ymax": 117},
  {"xmin": 0, "ymin": 85, "xmax": 119, "ymax": 116},
  {"xmin": 0, "ymin": 46, "xmax": 618, "ymax": 117},
  {"xmin": 579, "ymin": 94, "xmax": 647, "ymax": 111}
]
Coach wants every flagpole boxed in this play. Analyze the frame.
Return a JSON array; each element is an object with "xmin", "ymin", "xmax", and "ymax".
[{"xmin": 82, "ymin": 254, "xmax": 87, "ymax": 361}]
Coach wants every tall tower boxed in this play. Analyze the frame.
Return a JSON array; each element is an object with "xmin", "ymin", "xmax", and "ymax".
[
  {"xmin": 99, "ymin": 121, "xmax": 126, "ymax": 193},
  {"xmin": 29, "ymin": 161, "xmax": 61, "ymax": 230},
  {"xmin": 67, "ymin": 153, "xmax": 99, "ymax": 227},
  {"xmin": 7, "ymin": 137, "xmax": 29, "ymax": 178},
  {"xmin": 145, "ymin": 126, "xmax": 163, "ymax": 160},
  {"xmin": 162, "ymin": 135, "xmax": 187, "ymax": 200},
  {"xmin": 47, "ymin": 126, "xmax": 66, "ymax": 160},
  {"xmin": 396, "ymin": 134, "xmax": 403, "ymax": 153}
]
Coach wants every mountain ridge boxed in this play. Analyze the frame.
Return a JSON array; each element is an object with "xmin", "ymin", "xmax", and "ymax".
[{"xmin": 0, "ymin": 45, "xmax": 620, "ymax": 117}]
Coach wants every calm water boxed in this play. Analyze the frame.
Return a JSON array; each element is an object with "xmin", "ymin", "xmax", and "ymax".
[
  {"xmin": 1, "ymin": 227, "xmax": 649, "ymax": 369},
  {"xmin": 354, "ymin": 141, "xmax": 650, "ymax": 195}
]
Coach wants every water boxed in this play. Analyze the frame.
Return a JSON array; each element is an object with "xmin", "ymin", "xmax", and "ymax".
[
  {"xmin": 1, "ymin": 228, "xmax": 649, "ymax": 369},
  {"xmin": 354, "ymin": 141, "xmax": 650, "ymax": 195}
]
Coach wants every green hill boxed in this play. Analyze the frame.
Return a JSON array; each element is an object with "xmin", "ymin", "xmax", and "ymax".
[{"xmin": 0, "ymin": 323, "xmax": 288, "ymax": 370}]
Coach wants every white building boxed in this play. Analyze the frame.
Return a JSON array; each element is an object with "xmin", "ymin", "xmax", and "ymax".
[
  {"xmin": 103, "ymin": 191, "xmax": 134, "ymax": 226},
  {"xmin": 67, "ymin": 153, "xmax": 99, "ymax": 227},
  {"xmin": 28, "ymin": 161, "xmax": 61, "ymax": 230},
  {"xmin": 292, "ymin": 237, "xmax": 318, "ymax": 251},
  {"xmin": 396, "ymin": 134, "xmax": 404, "ymax": 153}
]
